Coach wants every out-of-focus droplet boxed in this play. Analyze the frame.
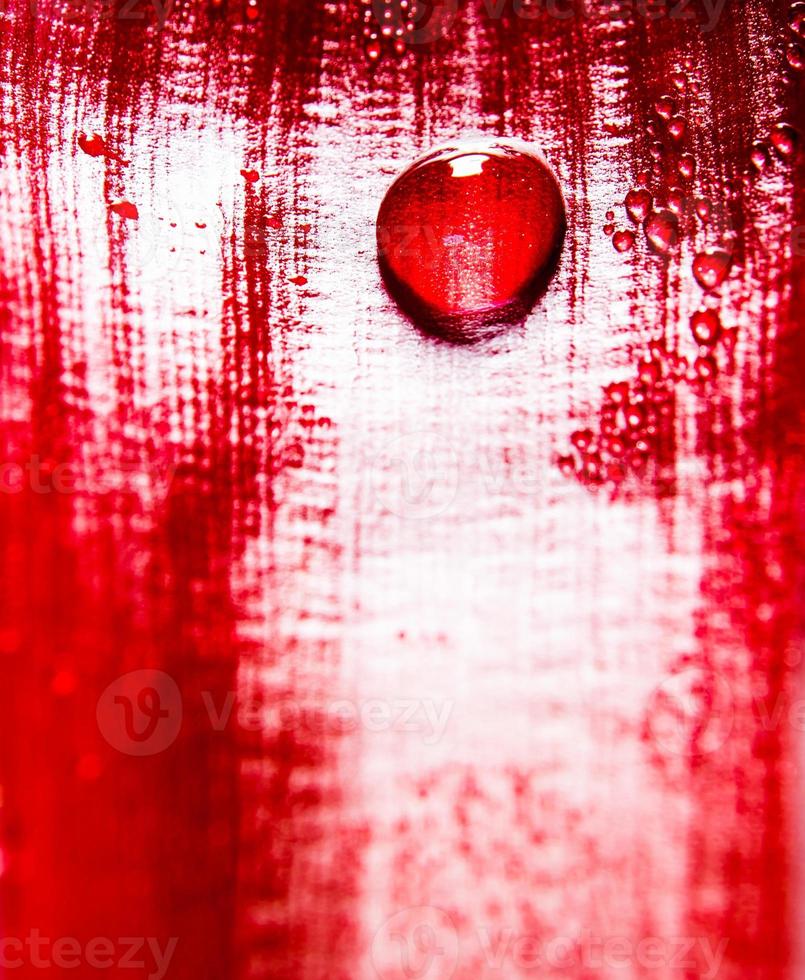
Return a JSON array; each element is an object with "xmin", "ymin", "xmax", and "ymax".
[
  {"xmin": 667, "ymin": 115, "xmax": 687, "ymax": 141},
  {"xmin": 770, "ymin": 122, "xmax": 798, "ymax": 158},
  {"xmin": 690, "ymin": 309, "xmax": 722, "ymax": 346},
  {"xmin": 695, "ymin": 198, "xmax": 712, "ymax": 221},
  {"xmin": 750, "ymin": 142, "xmax": 771, "ymax": 171},
  {"xmin": 376, "ymin": 138, "xmax": 566, "ymax": 340},
  {"xmin": 625, "ymin": 187, "xmax": 652, "ymax": 223},
  {"xmin": 638, "ymin": 358, "xmax": 661, "ymax": 386},
  {"xmin": 678, "ymin": 154, "xmax": 696, "ymax": 180},
  {"xmin": 666, "ymin": 187, "xmax": 685, "ymax": 215},
  {"xmin": 671, "ymin": 72, "xmax": 687, "ymax": 92},
  {"xmin": 644, "ymin": 210, "xmax": 679, "ymax": 254},
  {"xmin": 694, "ymin": 354, "xmax": 718, "ymax": 381},
  {"xmin": 692, "ymin": 248, "xmax": 732, "ymax": 290},
  {"xmin": 366, "ymin": 38, "xmax": 382, "ymax": 60},
  {"xmin": 557, "ymin": 454, "xmax": 576, "ymax": 476},
  {"xmin": 791, "ymin": 5, "xmax": 805, "ymax": 35},
  {"xmin": 787, "ymin": 42, "xmax": 805, "ymax": 69},
  {"xmin": 655, "ymin": 95, "xmax": 675, "ymax": 119},
  {"xmin": 571, "ymin": 429, "xmax": 594, "ymax": 451},
  {"xmin": 613, "ymin": 229, "xmax": 636, "ymax": 252}
]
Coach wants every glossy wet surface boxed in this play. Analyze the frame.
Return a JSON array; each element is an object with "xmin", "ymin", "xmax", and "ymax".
[{"xmin": 0, "ymin": 1, "xmax": 803, "ymax": 978}]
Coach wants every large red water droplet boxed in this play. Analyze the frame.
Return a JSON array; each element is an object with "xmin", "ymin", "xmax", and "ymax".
[
  {"xmin": 376, "ymin": 138, "xmax": 565, "ymax": 341},
  {"xmin": 625, "ymin": 187, "xmax": 652, "ymax": 223},
  {"xmin": 692, "ymin": 248, "xmax": 732, "ymax": 290},
  {"xmin": 644, "ymin": 210, "xmax": 679, "ymax": 254}
]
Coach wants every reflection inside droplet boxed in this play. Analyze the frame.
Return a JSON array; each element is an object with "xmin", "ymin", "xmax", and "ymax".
[{"xmin": 376, "ymin": 137, "xmax": 566, "ymax": 342}]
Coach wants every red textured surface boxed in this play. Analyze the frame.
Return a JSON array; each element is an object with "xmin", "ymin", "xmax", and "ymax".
[{"xmin": 0, "ymin": 1, "xmax": 803, "ymax": 978}]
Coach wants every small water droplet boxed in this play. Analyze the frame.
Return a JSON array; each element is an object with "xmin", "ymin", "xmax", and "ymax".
[
  {"xmin": 671, "ymin": 72, "xmax": 687, "ymax": 92},
  {"xmin": 240, "ymin": 168, "xmax": 260, "ymax": 183},
  {"xmin": 695, "ymin": 198, "xmax": 711, "ymax": 221},
  {"xmin": 666, "ymin": 187, "xmax": 685, "ymax": 215},
  {"xmin": 625, "ymin": 187, "xmax": 652, "ymax": 223},
  {"xmin": 787, "ymin": 42, "xmax": 805, "ymax": 69},
  {"xmin": 692, "ymin": 248, "xmax": 732, "ymax": 290},
  {"xmin": 678, "ymin": 154, "xmax": 696, "ymax": 180},
  {"xmin": 770, "ymin": 122, "xmax": 798, "ymax": 158},
  {"xmin": 557, "ymin": 454, "xmax": 576, "ymax": 476},
  {"xmin": 366, "ymin": 39, "xmax": 382, "ymax": 60},
  {"xmin": 571, "ymin": 429, "xmax": 594, "ymax": 451},
  {"xmin": 605, "ymin": 210, "xmax": 615, "ymax": 221},
  {"xmin": 376, "ymin": 138, "xmax": 566, "ymax": 341},
  {"xmin": 613, "ymin": 229, "xmax": 636, "ymax": 252},
  {"xmin": 750, "ymin": 142, "xmax": 770, "ymax": 171},
  {"xmin": 655, "ymin": 95, "xmax": 675, "ymax": 119},
  {"xmin": 603, "ymin": 223, "xmax": 614, "ymax": 236},
  {"xmin": 667, "ymin": 115, "xmax": 687, "ymax": 141},
  {"xmin": 694, "ymin": 354, "xmax": 718, "ymax": 381},
  {"xmin": 644, "ymin": 210, "xmax": 679, "ymax": 254},
  {"xmin": 109, "ymin": 199, "xmax": 138, "ymax": 220},
  {"xmin": 690, "ymin": 309, "xmax": 722, "ymax": 346}
]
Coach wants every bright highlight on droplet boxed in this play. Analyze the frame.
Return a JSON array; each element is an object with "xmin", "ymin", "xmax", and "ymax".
[{"xmin": 376, "ymin": 138, "xmax": 566, "ymax": 342}]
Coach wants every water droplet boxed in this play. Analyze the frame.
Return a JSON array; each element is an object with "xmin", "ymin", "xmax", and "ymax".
[
  {"xmin": 605, "ymin": 381, "xmax": 630, "ymax": 406},
  {"xmin": 557, "ymin": 454, "xmax": 576, "ymax": 476},
  {"xmin": 692, "ymin": 248, "xmax": 732, "ymax": 290},
  {"xmin": 644, "ymin": 210, "xmax": 679, "ymax": 254},
  {"xmin": 109, "ymin": 199, "xmax": 138, "ymax": 220},
  {"xmin": 666, "ymin": 187, "xmax": 685, "ymax": 215},
  {"xmin": 571, "ymin": 429, "xmax": 594, "ymax": 451},
  {"xmin": 613, "ymin": 229, "xmax": 635, "ymax": 252},
  {"xmin": 678, "ymin": 154, "xmax": 696, "ymax": 180},
  {"xmin": 605, "ymin": 210, "xmax": 615, "ymax": 221},
  {"xmin": 603, "ymin": 223, "xmax": 614, "ymax": 236},
  {"xmin": 625, "ymin": 187, "xmax": 652, "ymax": 223},
  {"xmin": 791, "ymin": 5, "xmax": 805, "ymax": 35},
  {"xmin": 376, "ymin": 138, "xmax": 566, "ymax": 340},
  {"xmin": 366, "ymin": 39, "xmax": 382, "ymax": 60},
  {"xmin": 638, "ymin": 358, "xmax": 662, "ymax": 385},
  {"xmin": 289, "ymin": 275, "xmax": 308, "ymax": 285},
  {"xmin": 690, "ymin": 309, "xmax": 722, "ymax": 346},
  {"xmin": 695, "ymin": 198, "xmax": 712, "ymax": 221},
  {"xmin": 750, "ymin": 142, "xmax": 770, "ymax": 171},
  {"xmin": 240, "ymin": 168, "xmax": 260, "ymax": 183},
  {"xmin": 694, "ymin": 354, "xmax": 718, "ymax": 381},
  {"xmin": 655, "ymin": 95, "xmax": 675, "ymax": 119},
  {"xmin": 78, "ymin": 132, "xmax": 128, "ymax": 164},
  {"xmin": 770, "ymin": 122, "xmax": 798, "ymax": 158},
  {"xmin": 667, "ymin": 115, "xmax": 687, "ymax": 141},
  {"xmin": 787, "ymin": 42, "xmax": 805, "ymax": 69},
  {"xmin": 671, "ymin": 72, "xmax": 687, "ymax": 92}
]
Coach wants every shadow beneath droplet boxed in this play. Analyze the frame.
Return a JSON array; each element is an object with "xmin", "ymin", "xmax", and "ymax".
[{"xmin": 377, "ymin": 224, "xmax": 565, "ymax": 346}]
